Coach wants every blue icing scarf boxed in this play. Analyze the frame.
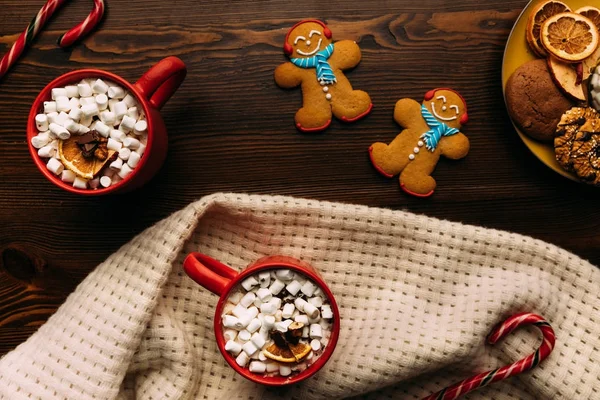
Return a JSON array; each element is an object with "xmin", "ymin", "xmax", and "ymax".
[
  {"xmin": 420, "ymin": 105, "xmax": 459, "ymax": 151},
  {"xmin": 290, "ymin": 43, "xmax": 336, "ymax": 85}
]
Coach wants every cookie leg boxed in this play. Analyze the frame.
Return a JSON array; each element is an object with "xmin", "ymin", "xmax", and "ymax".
[
  {"xmin": 295, "ymin": 96, "xmax": 332, "ymax": 132},
  {"xmin": 369, "ymin": 141, "xmax": 410, "ymax": 177},
  {"xmin": 399, "ymin": 162, "xmax": 436, "ymax": 197},
  {"xmin": 331, "ymin": 90, "xmax": 373, "ymax": 122}
]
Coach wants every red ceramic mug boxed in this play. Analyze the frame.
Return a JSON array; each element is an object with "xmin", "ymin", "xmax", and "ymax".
[
  {"xmin": 27, "ymin": 56, "xmax": 186, "ymax": 195},
  {"xmin": 183, "ymin": 253, "xmax": 340, "ymax": 386}
]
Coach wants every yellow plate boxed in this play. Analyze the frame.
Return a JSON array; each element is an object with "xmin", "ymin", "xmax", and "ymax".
[{"xmin": 501, "ymin": 0, "xmax": 592, "ymax": 182}]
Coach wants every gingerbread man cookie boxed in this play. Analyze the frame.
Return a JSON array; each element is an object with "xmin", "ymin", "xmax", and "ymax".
[
  {"xmin": 274, "ymin": 19, "xmax": 373, "ymax": 132},
  {"xmin": 369, "ymin": 88, "xmax": 470, "ymax": 197}
]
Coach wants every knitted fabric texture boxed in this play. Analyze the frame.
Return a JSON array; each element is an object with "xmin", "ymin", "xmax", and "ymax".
[{"xmin": 1, "ymin": 193, "xmax": 599, "ymax": 399}]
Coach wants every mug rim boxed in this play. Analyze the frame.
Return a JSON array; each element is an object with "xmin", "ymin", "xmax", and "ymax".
[
  {"xmin": 27, "ymin": 69, "xmax": 154, "ymax": 195},
  {"xmin": 213, "ymin": 261, "xmax": 340, "ymax": 386}
]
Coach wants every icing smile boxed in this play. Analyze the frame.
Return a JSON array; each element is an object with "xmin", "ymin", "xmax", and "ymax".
[
  {"xmin": 296, "ymin": 38, "xmax": 322, "ymax": 56},
  {"xmin": 430, "ymin": 102, "xmax": 458, "ymax": 121}
]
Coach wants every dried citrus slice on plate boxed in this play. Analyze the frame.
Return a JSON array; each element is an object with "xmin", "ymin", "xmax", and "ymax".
[
  {"xmin": 526, "ymin": 0, "xmax": 571, "ymax": 57},
  {"xmin": 58, "ymin": 133, "xmax": 115, "ymax": 179},
  {"xmin": 541, "ymin": 12, "xmax": 599, "ymax": 62},
  {"xmin": 263, "ymin": 343, "xmax": 297, "ymax": 363}
]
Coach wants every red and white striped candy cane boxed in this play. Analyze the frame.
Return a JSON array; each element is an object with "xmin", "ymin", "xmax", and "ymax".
[
  {"xmin": 423, "ymin": 312, "xmax": 556, "ymax": 400},
  {"xmin": 0, "ymin": 0, "xmax": 105, "ymax": 80}
]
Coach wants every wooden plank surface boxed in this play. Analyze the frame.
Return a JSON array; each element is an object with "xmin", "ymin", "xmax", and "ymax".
[{"xmin": 1, "ymin": 0, "xmax": 599, "ymax": 356}]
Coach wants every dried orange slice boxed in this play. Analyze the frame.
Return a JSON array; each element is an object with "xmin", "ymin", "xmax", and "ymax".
[
  {"xmin": 526, "ymin": 0, "xmax": 571, "ymax": 57},
  {"xmin": 541, "ymin": 12, "xmax": 599, "ymax": 62},
  {"xmin": 58, "ymin": 133, "xmax": 115, "ymax": 179},
  {"xmin": 576, "ymin": 6, "xmax": 600, "ymax": 30},
  {"xmin": 263, "ymin": 343, "xmax": 296, "ymax": 363},
  {"xmin": 288, "ymin": 342, "xmax": 312, "ymax": 362}
]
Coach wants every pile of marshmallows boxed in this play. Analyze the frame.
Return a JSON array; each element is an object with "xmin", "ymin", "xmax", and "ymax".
[
  {"xmin": 31, "ymin": 79, "xmax": 148, "ymax": 189},
  {"xmin": 222, "ymin": 269, "xmax": 334, "ymax": 378},
  {"xmin": 590, "ymin": 66, "xmax": 600, "ymax": 111}
]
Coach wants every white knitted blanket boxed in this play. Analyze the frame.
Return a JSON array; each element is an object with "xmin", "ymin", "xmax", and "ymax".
[{"xmin": 1, "ymin": 193, "xmax": 599, "ymax": 400}]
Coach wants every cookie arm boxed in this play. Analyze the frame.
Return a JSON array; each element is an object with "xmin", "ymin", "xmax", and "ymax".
[
  {"xmin": 274, "ymin": 62, "xmax": 303, "ymax": 88},
  {"xmin": 329, "ymin": 40, "xmax": 362, "ymax": 70},
  {"xmin": 438, "ymin": 133, "xmax": 470, "ymax": 159},
  {"xmin": 393, "ymin": 98, "xmax": 428, "ymax": 130}
]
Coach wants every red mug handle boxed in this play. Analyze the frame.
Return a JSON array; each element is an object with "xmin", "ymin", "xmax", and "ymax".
[
  {"xmin": 134, "ymin": 56, "xmax": 187, "ymax": 110},
  {"xmin": 183, "ymin": 253, "xmax": 239, "ymax": 296}
]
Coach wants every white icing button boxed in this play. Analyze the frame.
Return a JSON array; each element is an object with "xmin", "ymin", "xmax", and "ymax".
[
  {"xmin": 413, "ymin": 147, "xmax": 420, "ymax": 153},
  {"xmin": 442, "ymin": 105, "xmax": 447, "ymax": 111},
  {"xmin": 418, "ymin": 141, "xmax": 424, "ymax": 147},
  {"xmin": 320, "ymin": 81, "xmax": 326, "ymax": 86},
  {"xmin": 323, "ymin": 86, "xmax": 329, "ymax": 93},
  {"xmin": 408, "ymin": 154, "xmax": 415, "ymax": 160},
  {"xmin": 306, "ymin": 40, "xmax": 311, "ymax": 46},
  {"xmin": 325, "ymin": 93, "xmax": 332, "ymax": 100}
]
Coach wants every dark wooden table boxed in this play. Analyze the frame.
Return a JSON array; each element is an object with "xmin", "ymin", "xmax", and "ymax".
[{"xmin": 1, "ymin": 0, "xmax": 599, "ymax": 357}]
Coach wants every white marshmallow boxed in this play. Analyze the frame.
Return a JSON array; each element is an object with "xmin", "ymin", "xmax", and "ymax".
[
  {"xmin": 222, "ymin": 315, "xmax": 244, "ymax": 330},
  {"xmin": 110, "ymin": 157, "xmax": 123, "ymax": 171},
  {"xmin": 258, "ymin": 351, "xmax": 268, "ymax": 361},
  {"xmin": 46, "ymin": 111, "xmax": 59, "ymax": 125},
  {"xmin": 223, "ymin": 329, "xmax": 238, "ymax": 342},
  {"xmin": 279, "ymin": 365, "xmax": 292, "ymax": 376},
  {"xmin": 95, "ymin": 93, "xmax": 108, "ymax": 110},
  {"xmin": 81, "ymin": 103, "xmax": 99, "ymax": 118},
  {"xmin": 78, "ymin": 125, "xmax": 91, "ymax": 135},
  {"xmin": 225, "ymin": 340, "xmax": 243, "ymax": 356},
  {"xmin": 60, "ymin": 169, "xmax": 76, "ymax": 183},
  {"xmin": 79, "ymin": 96, "xmax": 96, "ymax": 106},
  {"xmin": 294, "ymin": 298, "xmax": 308, "ymax": 312},
  {"xmin": 136, "ymin": 143, "xmax": 146, "ymax": 157},
  {"xmin": 300, "ymin": 281, "xmax": 317, "ymax": 297},
  {"xmin": 118, "ymin": 147, "xmax": 131, "ymax": 161},
  {"xmin": 49, "ymin": 123, "xmax": 70, "ymax": 140},
  {"xmin": 228, "ymin": 292, "xmax": 244, "ymax": 304},
  {"xmin": 78, "ymin": 83, "xmax": 93, "ymax": 97},
  {"xmin": 92, "ymin": 79, "xmax": 109, "ymax": 94},
  {"xmin": 237, "ymin": 329, "xmax": 251, "ymax": 342},
  {"xmin": 110, "ymin": 129, "xmax": 126, "ymax": 142},
  {"xmin": 246, "ymin": 318, "xmax": 262, "ymax": 334},
  {"xmin": 308, "ymin": 296, "xmax": 323, "ymax": 308},
  {"xmin": 107, "ymin": 138, "xmax": 123, "ymax": 152},
  {"xmin": 133, "ymin": 120, "xmax": 148, "ymax": 136},
  {"xmin": 303, "ymin": 302, "xmax": 319, "ymax": 319},
  {"xmin": 235, "ymin": 351, "xmax": 250, "ymax": 367},
  {"xmin": 55, "ymin": 96, "xmax": 71, "ymax": 112},
  {"xmin": 262, "ymin": 315, "xmax": 275, "ymax": 329},
  {"xmin": 310, "ymin": 339, "xmax": 321, "ymax": 351},
  {"xmin": 51, "ymin": 88, "xmax": 68, "ymax": 100},
  {"xmin": 73, "ymin": 177, "xmax": 87, "ymax": 189},
  {"xmin": 321, "ymin": 304, "xmax": 333, "ymax": 319},
  {"xmin": 48, "ymin": 139, "xmax": 59, "ymax": 150},
  {"xmin": 65, "ymin": 85, "xmax": 79, "ymax": 98},
  {"xmin": 100, "ymin": 110, "xmax": 116, "ymax": 126},
  {"xmin": 239, "ymin": 292, "xmax": 256, "ymax": 308},
  {"xmin": 38, "ymin": 145, "xmax": 55, "ymax": 158},
  {"xmin": 118, "ymin": 163, "xmax": 134, "ymax": 180},
  {"xmin": 43, "ymin": 101, "xmax": 57, "ymax": 114},
  {"xmin": 256, "ymin": 288, "xmax": 272, "ymax": 302},
  {"xmin": 249, "ymin": 360, "xmax": 266, "ymax": 374},
  {"xmin": 100, "ymin": 175, "xmax": 112, "ymax": 188},
  {"xmin": 127, "ymin": 106, "xmax": 139, "ymax": 120},
  {"xmin": 79, "ymin": 115, "xmax": 93, "ymax": 127},
  {"xmin": 276, "ymin": 269, "xmax": 295, "ymax": 281},
  {"xmin": 68, "ymin": 107, "xmax": 83, "ymax": 122},
  {"xmin": 35, "ymin": 114, "xmax": 49, "ymax": 131},
  {"xmin": 259, "ymin": 302, "xmax": 277, "ymax": 315},
  {"xmin": 241, "ymin": 341, "xmax": 258, "ymax": 356},
  {"xmin": 265, "ymin": 362, "xmax": 279, "ymax": 373},
  {"xmin": 282, "ymin": 303, "xmax": 295, "ymax": 319},
  {"xmin": 46, "ymin": 158, "xmax": 63, "ymax": 174},
  {"xmin": 64, "ymin": 119, "xmax": 80, "ymax": 134},
  {"xmin": 69, "ymin": 97, "xmax": 80, "ymax": 110},
  {"xmin": 274, "ymin": 319, "xmax": 293, "ymax": 332},
  {"xmin": 309, "ymin": 323, "xmax": 323, "ymax": 339},
  {"xmin": 232, "ymin": 303, "xmax": 248, "ymax": 318},
  {"xmin": 107, "ymin": 85, "xmax": 126, "ymax": 99},
  {"xmin": 269, "ymin": 279, "xmax": 285, "ymax": 295},
  {"xmin": 108, "ymin": 98, "xmax": 119, "ymax": 112},
  {"xmin": 286, "ymin": 280, "xmax": 302, "ymax": 296},
  {"xmin": 241, "ymin": 276, "xmax": 259, "ymax": 291},
  {"xmin": 119, "ymin": 115, "xmax": 136, "ymax": 132},
  {"xmin": 123, "ymin": 136, "xmax": 141, "ymax": 149},
  {"xmin": 113, "ymin": 101, "xmax": 128, "ymax": 119},
  {"xmin": 294, "ymin": 314, "xmax": 309, "ymax": 325},
  {"xmin": 31, "ymin": 132, "xmax": 51, "ymax": 149},
  {"xmin": 274, "ymin": 309, "xmax": 283, "ymax": 321},
  {"xmin": 94, "ymin": 121, "xmax": 111, "ymax": 137},
  {"xmin": 239, "ymin": 306, "xmax": 259, "ymax": 325},
  {"xmin": 123, "ymin": 93, "xmax": 137, "ymax": 107}
]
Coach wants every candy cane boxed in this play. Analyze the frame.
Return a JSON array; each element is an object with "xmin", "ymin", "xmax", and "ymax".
[
  {"xmin": 0, "ymin": 0, "xmax": 105, "ymax": 80},
  {"xmin": 423, "ymin": 313, "xmax": 556, "ymax": 400}
]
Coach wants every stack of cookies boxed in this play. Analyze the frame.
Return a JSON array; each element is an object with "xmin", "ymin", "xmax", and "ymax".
[{"xmin": 505, "ymin": 1, "xmax": 600, "ymax": 185}]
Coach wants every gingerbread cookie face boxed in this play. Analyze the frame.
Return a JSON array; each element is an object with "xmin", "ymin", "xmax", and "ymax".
[
  {"xmin": 369, "ymin": 88, "xmax": 470, "ymax": 197},
  {"xmin": 285, "ymin": 21, "xmax": 333, "ymax": 60},
  {"xmin": 274, "ymin": 19, "xmax": 372, "ymax": 132}
]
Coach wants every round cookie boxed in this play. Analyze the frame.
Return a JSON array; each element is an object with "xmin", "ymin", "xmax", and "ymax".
[{"xmin": 505, "ymin": 59, "xmax": 575, "ymax": 142}]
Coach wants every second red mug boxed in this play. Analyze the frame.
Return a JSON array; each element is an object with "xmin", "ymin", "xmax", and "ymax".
[
  {"xmin": 183, "ymin": 253, "xmax": 341, "ymax": 386},
  {"xmin": 27, "ymin": 56, "xmax": 187, "ymax": 195}
]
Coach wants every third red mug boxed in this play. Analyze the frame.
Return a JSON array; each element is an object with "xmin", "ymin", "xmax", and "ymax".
[
  {"xmin": 183, "ymin": 253, "xmax": 340, "ymax": 386},
  {"xmin": 27, "ymin": 56, "xmax": 186, "ymax": 195}
]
